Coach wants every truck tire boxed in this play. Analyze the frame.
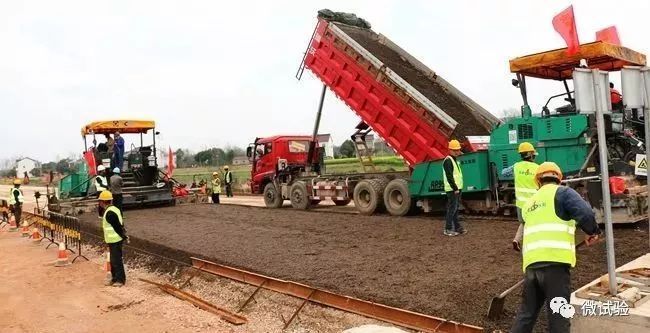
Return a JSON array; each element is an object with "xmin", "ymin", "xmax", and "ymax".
[
  {"xmin": 263, "ymin": 183, "xmax": 283, "ymax": 208},
  {"xmin": 353, "ymin": 179, "xmax": 385, "ymax": 215},
  {"xmin": 290, "ymin": 181, "xmax": 311, "ymax": 210},
  {"xmin": 384, "ymin": 179, "xmax": 416, "ymax": 216},
  {"xmin": 333, "ymin": 198, "xmax": 351, "ymax": 206}
]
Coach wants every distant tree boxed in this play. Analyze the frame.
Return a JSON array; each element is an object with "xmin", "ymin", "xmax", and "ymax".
[
  {"xmin": 1, "ymin": 168, "xmax": 17, "ymax": 178},
  {"xmin": 194, "ymin": 148, "xmax": 226, "ymax": 166},
  {"xmin": 41, "ymin": 162, "xmax": 57, "ymax": 172},
  {"xmin": 339, "ymin": 140, "xmax": 356, "ymax": 158},
  {"xmin": 31, "ymin": 168, "xmax": 42, "ymax": 177},
  {"xmin": 55, "ymin": 158, "xmax": 75, "ymax": 175},
  {"xmin": 174, "ymin": 149, "xmax": 185, "ymax": 167}
]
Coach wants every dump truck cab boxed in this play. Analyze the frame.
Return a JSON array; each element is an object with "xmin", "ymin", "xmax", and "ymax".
[{"xmin": 246, "ymin": 136, "xmax": 321, "ymax": 195}]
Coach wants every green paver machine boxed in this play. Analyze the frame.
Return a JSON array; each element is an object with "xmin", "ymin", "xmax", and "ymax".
[{"xmin": 48, "ymin": 120, "xmax": 173, "ymax": 214}]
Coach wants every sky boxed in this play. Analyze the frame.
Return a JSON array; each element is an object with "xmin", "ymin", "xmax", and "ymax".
[{"xmin": 1, "ymin": 0, "xmax": 649, "ymax": 163}]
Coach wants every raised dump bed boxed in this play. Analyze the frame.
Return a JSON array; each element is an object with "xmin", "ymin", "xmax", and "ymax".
[{"xmin": 304, "ymin": 16, "xmax": 498, "ymax": 166}]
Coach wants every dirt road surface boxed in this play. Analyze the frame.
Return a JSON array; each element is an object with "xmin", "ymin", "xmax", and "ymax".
[
  {"xmin": 77, "ymin": 204, "xmax": 649, "ymax": 332},
  {"xmin": 0, "ymin": 225, "xmax": 392, "ymax": 333}
]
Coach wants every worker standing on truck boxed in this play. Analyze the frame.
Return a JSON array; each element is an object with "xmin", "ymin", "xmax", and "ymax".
[
  {"xmin": 211, "ymin": 172, "xmax": 221, "ymax": 204},
  {"xmin": 98, "ymin": 191, "xmax": 128, "ymax": 287},
  {"xmin": 8, "ymin": 179, "xmax": 24, "ymax": 227},
  {"xmin": 442, "ymin": 140, "xmax": 466, "ymax": 236},
  {"xmin": 110, "ymin": 167, "xmax": 124, "ymax": 212},
  {"xmin": 114, "ymin": 131, "xmax": 125, "ymax": 170},
  {"xmin": 511, "ymin": 162, "xmax": 601, "ymax": 333},
  {"xmin": 223, "ymin": 166, "xmax": 233, "ymax": 197},
  {"xmin": 501, "ymin": 142, "xmax": 539, "ymax": 251},
  {"xmin": 610, "ymin": 82, "xmax": 623, "ymax": 111}
]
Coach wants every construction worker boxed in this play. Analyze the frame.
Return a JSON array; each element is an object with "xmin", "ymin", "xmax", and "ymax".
[
  {"xmin": 511, "ymin": 162, "xmax": 601, "ymax": 333},
  {"xmin": 109, "ymin": 168, "xmax": 124, "ymax": 212},
  {"xmin": 114, "ymin": 131, "xmax": 125, "ymax": 170},
  {"xmin": 8, "ymin": 179, "xmax": 24, "ymax": 227},
  {"xmin": 211, "ymin": 172, "xmax": 221, "ymax": 204},
  {"xmin": 442, "ymin": 139, "xmax": 466, "ymax": 236},
  {"xmin": 98, "ymin": 190, "xmax": 128, "ymax": 287},
  {"xmin": 95, "ymin": 165, "xmax": 108, "ymax": 192},
  {"xmin": 223, "ymin": 166, "xmax": 234, "ymax": 197},
  {"xmin": 501, "ymin": 142, "xmax": 539, "ymax": 250},
  {"xmin": 610, "ymin": 82, "xmax": 623, "ymax": 111}
]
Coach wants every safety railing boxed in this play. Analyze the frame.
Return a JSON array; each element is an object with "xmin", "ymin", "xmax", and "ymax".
[{"xmin": 23, "ymin": 208, "xmax": 89, "ymax": 263}]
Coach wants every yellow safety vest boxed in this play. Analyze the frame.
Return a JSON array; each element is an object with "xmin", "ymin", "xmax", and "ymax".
[
  {"xmin": 521, "ymin": 184, "xmax": 576, "ymax": 271},
  {"xmin": 211, "ymin": 178, "xmax": 221, "ymax": 193},
  {"xmin": 8, "ymin": 188, "xmax": 24, "ymax": 205},
  {"xmin": 102, "ymin": 205, "xmax": 124, "ymax": 243},
  {"xmin": 514, "ymin": 161, "xmax": 539, "ymax": 208},
  {"xmin": 443, "ymin": 156, "xmax": 463, "ymax": 192},
  {"xmin": 95, "ymin": 175, "xmax": 107, "ymax": 192}
]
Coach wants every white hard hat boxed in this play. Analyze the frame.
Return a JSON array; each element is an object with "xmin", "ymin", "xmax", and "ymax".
[
  {"xmin": 113, "ymin": 167, "xmax": 120, "ymax": 173},
  {"xmin": 97, "ymin": 165, "xmax": 106, "ymax": 172}
]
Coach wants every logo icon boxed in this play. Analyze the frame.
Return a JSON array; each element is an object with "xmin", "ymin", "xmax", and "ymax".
[{"xmin": 549, "ymin": 297, "xmax": 575, "ymax": 318}]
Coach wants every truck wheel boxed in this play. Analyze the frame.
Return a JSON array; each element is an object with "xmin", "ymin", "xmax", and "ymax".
[
  {"xmin": 333, "ymin": 198, "xmax": 351, "ymax": 206},
  {"xmin": 353, "ymin": 179, "xmax": 385, "ymax": 215},
  {"xmin": 384, "ymin": 179, "xmax": 416, "ymax": 216},
  {"xmin": 263, "ymin": 183, "xmax": 283, "ymax": 208},
  {"xmin": 290, "ymin": 181, "xmax": 310, "ymax": 210}
]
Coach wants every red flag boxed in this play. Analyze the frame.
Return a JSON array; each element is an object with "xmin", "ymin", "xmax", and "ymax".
[
  {"xmin": 84, "ymin": 150, "xmax": 97, "ymax": 176},
  {"xmin": 166, "ymin": 147, "xmax": 175, "ymax": 177},
  {"xmin": 596, "ymin": 26, "xmax": 621, "ymax": 45},
  {"xmin": 552, "ymin": 5, "xmax": 580, "ymax": 55}
]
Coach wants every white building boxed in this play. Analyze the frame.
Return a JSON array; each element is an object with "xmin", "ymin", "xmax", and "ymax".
[
  {"xmin": 16, "ymin": 157, "xmax": 41, "ymax": 177},
  {"xmin": 232, "ymin": 156, "xmax": 250, "ymax": 166},
  {"xmin": 317, "ymin": 134, "xmax": 335, "ymax": 159}
]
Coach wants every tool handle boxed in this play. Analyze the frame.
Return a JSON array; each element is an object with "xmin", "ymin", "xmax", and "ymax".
[
  {"xmin": 500, "ymin": 239, "xmax": 588, "ymax": 298},
  {"xmin": 499, "ymin": 278, "xmax": 524, "ymax": 297}
]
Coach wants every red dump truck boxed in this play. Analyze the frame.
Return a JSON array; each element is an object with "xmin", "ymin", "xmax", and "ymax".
[{"xmin": 247, "ymin": 13, "xmax": 499, "ymax": 214}]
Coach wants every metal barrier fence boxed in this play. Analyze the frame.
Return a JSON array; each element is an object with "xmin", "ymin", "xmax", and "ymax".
[{"xmin": 23, "ymin": 209, "xmax": 89, "ymax": 263}]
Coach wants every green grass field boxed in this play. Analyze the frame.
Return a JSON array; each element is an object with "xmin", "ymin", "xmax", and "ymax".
[{"xmin": 172, "ymin": 156, "xmax": 407, "ymax": 185}]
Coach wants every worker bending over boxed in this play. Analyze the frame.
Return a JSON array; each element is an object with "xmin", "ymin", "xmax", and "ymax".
[
  {"xmin": 9, "ymin": 179, "xmax": 24, "ymax": 227},
  {"xmin": 98, "ymin": 191, "xmax": 128, "ymax": 287},
  {"xmin": 501, "ymin": 142, "xmax": 539, "ymax": 250},
  {"xmin": 511, "ymin": 162, "xmax": 600, "ymax": 333},
  {"xmin": 442, "ymin": 140, "xmax": 466, "ymax": 236},
  {"xmin": 211, "ymin": 172, "xmax": 221, "ymax": 204}
]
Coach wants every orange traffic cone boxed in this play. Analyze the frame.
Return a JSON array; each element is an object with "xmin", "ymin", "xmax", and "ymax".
[
  {"xmin": 31, "ymin": 227, "xmax": 42, "ymax": 243},
  {"xmin": 104, "ymin": 252, "xmax": 111, "ymax": 274},
  {"xmin": 21, "ymin": 220, "xmax": 30, "ymax": 237},
  {"xmin": 54, "ymin": 242, "xmax": 70, "ymax": 267},
  {"xmin": 8, "ymin": 215, "xmax": 18, "ymax": 232}
]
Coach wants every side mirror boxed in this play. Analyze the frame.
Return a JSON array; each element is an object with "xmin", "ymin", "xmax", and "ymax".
[{"xmin": 246, "ymin": 146, "xmax": 252, "ymax": 157}]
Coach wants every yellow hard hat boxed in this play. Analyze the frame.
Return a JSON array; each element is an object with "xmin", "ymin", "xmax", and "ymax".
[
  {"xmin": 448, "ymin": 139, "xmax": 461, "ymax": 150},
  {"xmin": 224, "ymin": 166, "xmax": 229, "ymax": 170},
  {"xmin": 535, "ymin": 162, "xmax": 563, "ymax": 186},
  {"xmin": 212, "ymin": 172, "xmax": 219, "ymax": 176},
  {"xmin": 518, "ymin": 142, "xmax": 536, "ymax": 154},
  {"xmin": 98, "ymin": 190, "xmax": 113, "ymax": 201},
  {"xmin": 13, "ymin": 179, "xmax": 22, "ymax": 185}
]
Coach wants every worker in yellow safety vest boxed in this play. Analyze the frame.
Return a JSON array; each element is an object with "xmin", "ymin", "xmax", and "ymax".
[
  {"xmin": 8, "ymin": 179, "xmax": 24, "ymax": 227},
  {"xmin": 511, "ymin": 162, "xmax": 601, "ymax": 333},
  {"xmin": 501, "ymin": 142, "xmax": 539, "ymax": 251},
  {"xmin": 211, "ymin": 172, "xmax": 221, "ymax": 204},
  {"xmin": 442, "ymin": 139, "xmax": 465, "ymax": 236},
  {"xmin": 98, "ymin": 191, "xmax": 128, "ymax": 287}
]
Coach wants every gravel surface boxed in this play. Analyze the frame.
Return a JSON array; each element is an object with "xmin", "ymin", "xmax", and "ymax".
[
  {"xmin": 79, "ymin": 204, "xmax": 649, "ymax": 332},
  {"xmin": 334, "ymin": 23, "xmax": 495, "ymax": 139}
]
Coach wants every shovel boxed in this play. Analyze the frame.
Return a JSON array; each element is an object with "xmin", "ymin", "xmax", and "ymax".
[{"xmin": 486, "ymin": 239, "xmax": 587, "ymax": 319}]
